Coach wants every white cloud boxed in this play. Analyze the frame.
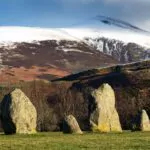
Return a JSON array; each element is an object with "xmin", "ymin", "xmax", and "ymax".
[
  {"xmin": 138, "ymin": 20, "xmax": 150, "ymax": 31},
  {"xmin": 59, "ymin": 0, "xmax": 150, "ymax": 31}
]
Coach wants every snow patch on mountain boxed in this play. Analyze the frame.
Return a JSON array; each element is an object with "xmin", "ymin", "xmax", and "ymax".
[{"xmin": 61, "ymin": 48, "xmax": 93, "ymax": 54}]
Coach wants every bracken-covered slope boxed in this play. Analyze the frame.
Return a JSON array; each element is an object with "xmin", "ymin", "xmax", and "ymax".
[{"xmin": 0, "ymin": 40, "xmax": 118, "ymax": 83}]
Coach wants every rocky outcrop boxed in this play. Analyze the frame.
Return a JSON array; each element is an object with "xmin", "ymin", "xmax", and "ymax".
[
  {"xmin": 0, "ymin": 89, "xmax": 37, "ymax": 134},
  {"xmin": 85, "ymin": 37, "xmax": 150, "ymax": 63},
  {"xmin": 140, "ymin": 110, "xmax": 150, "ymax": 131},
  {"xmin": 90, "ymin": 83, "xmax": 122, "ymax": 132},
  {"xmin": 63, "ymin": 115, "xmax": 83, "ymax": 134}
]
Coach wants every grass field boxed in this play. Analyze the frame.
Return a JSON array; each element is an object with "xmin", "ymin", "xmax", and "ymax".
[{"xmin": 0, "ymin": 132, "xmax": 150, "ymax": 150}]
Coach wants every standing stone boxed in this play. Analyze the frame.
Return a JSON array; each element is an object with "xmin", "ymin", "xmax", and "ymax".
[
  {"xmin": 0, "ymin": 89, "xmax": 37, "ymax": 134},
  {"xmin": 63, "ymin": 115, "xmax": 83, "ymax": 134},
  {"xmin": 140, "ymin": 110, "xmax": 150, "ymax": 131},
  {"xmin": 90, "ymin": 83, "xmax": 122, "ymax": 132}
]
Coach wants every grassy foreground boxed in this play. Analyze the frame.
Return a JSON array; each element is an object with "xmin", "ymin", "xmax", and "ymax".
[{"xmin": 0, "ymin": 132, "xmax": 150, "ymax": 150}]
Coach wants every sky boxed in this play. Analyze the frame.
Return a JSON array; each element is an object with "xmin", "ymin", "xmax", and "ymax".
[{"xmin": 0, "ymin": 0, "xmax": 150, "ymax": 30}]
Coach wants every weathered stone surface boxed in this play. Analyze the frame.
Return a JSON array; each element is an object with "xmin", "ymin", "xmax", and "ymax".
[
  {"xmin": 0, "ymin": 89, "xmax": 37, "ymax": 134},
  {"xmin": 140, "ymin": 110, "xmax": 150, "ymax": 131},
  {"xmin": 63, "ymin": 115, "xmax": 83, "ymax": 134},
  {"xmin": 90, "ymin": 83, "xmax": 122, "ymax": 132}
]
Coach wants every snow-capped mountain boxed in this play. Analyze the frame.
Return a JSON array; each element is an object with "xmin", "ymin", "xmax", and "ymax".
[
  {"xmin": 0, "ymin": 33, "xmax": 118, "ymax": 82},
  {"xmin": 0, "ymin": 26, "xmax": 150, "ymax": 63},
  {"xmin": 0, "ymin": 18, "xmax": 150, "ymax": 82}
]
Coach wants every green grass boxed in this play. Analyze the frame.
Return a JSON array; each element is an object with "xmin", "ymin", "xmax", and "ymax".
[{"xmin": 0, "ymin": 132, "xmax": 150, "ymax": 150}]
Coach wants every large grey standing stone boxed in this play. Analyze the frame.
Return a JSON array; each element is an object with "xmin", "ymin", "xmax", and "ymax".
[
  {"xmin": 63, "ymin": 115, "xmax": 83, "ymax": 134},
  {"xmin": 140, "ymin": 110, "xmax": 150, "ymax": 131},
  {"xmin": 90, "ymin": 83, "xmax": 122, "ymax": 132},
  {"xmin": 0, "ymin": 89, "xmax": 37, "ymax": 134}
]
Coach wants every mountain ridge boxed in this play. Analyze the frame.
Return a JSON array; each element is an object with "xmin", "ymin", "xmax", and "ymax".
[{"xmin": 0, "ymin": 25, "xmax": 150, "ymax": 82}]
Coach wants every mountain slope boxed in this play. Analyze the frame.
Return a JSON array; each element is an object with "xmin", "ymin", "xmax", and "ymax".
[
  {"xmin": 0, "ymin": 26, "xmax": 150, "ymax": 82},
  {"xmin": 0, "ymin": 39, "xmax": 118, "ymax": 82}
]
